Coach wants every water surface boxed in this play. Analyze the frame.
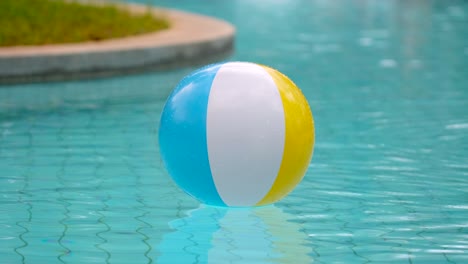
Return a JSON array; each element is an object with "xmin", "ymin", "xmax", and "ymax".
[{"xmin": 1, "ymin": 0, "xmax": 467, "ymax": 263}]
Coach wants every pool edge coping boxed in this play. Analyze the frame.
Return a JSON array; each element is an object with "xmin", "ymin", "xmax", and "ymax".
[{"xmin": 0, "ymin": 3, "xmax": 235, "ymax": 84}]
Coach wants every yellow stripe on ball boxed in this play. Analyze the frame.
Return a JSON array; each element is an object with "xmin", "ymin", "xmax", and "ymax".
[{"xmin": 256, "ymin": 66, "xmax": 315, "ymax": 206}]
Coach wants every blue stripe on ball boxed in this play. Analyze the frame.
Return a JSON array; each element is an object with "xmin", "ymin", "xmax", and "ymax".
[{"xmin": 159, "ymin": 63, "xmax": 225, "ymax": 206}]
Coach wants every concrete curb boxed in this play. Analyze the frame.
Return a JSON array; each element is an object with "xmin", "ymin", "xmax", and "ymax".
[{"xmin": 0, "ymin": 3, "xmax": 235, "ymax": 84}]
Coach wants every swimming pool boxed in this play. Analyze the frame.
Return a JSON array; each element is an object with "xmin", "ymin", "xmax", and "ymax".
[{"xmin": 1, "ymin": 0, "xmax": 467, "ymax": 263}]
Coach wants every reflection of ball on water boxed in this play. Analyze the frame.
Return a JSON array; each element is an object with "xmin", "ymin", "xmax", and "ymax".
[{"xmin": 159, "ymin": 62, "xmax": 315, "ymax": 207}]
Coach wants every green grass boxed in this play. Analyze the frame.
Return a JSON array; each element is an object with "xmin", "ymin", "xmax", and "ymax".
[{"xmin": 0, "ymin": 0, "xmax": 169, "ymax": 46}]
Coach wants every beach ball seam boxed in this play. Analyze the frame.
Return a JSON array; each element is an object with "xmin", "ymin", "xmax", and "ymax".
[{"xmin": 159, "ymin": 62, "xmax": 314, "ymax": 207}]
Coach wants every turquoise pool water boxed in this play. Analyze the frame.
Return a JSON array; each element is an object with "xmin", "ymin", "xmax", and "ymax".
[{"xmin": 1, "ymin": 0, "xmax": 468, "ymax": 263}]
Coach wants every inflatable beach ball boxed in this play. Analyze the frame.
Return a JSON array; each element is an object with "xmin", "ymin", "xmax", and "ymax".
[{"xmin": 159, "ymin": 62, "xmax": 314, "ymax": 207}]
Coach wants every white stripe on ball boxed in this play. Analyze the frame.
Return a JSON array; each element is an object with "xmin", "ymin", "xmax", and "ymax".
[{"xmin": 206, "ymin": 62, "xmax": 286, "ymax": 206}]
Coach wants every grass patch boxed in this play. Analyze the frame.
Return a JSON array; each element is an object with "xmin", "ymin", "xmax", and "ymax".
[{"xmin": 0, "ymin": 0, "xmax": 169, "ymax": 46}]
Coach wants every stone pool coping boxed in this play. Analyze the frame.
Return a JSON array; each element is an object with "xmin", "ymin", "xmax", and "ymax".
[{"xmin": 0, "ymin": 3, "xmax": 235, "ymax": 84}]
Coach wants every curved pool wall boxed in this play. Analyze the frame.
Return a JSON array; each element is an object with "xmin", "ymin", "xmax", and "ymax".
[
  {"xmin": 0, "ymin": 5, "xmax": 235, "ymax": 84},
  {"xmin": 1, "ymin": 0, "xmax": 468, "ymax": 263}
]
